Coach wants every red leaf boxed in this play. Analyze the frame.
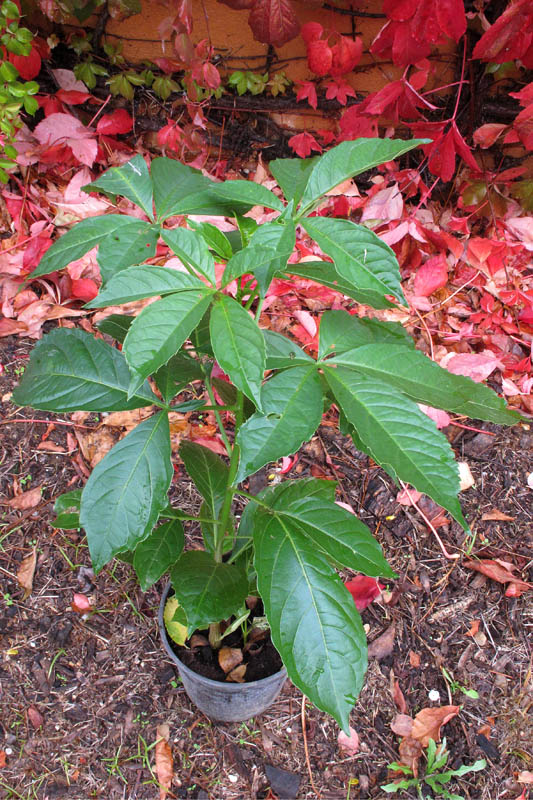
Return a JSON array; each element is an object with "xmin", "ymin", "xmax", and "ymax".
[
  {"xmin": 158, "ymin": 121, "xmax": 183, "ymax": 151},
  {"xmin": 451, "ymin": 121, "xmax": 479, "ymax": 172},
  {"xmin": 330, "ymin": 35, "xmax": 362, "ymax": 77},
  {"xmin": 96, "ymin": 109, "xmax": 133, "ymax": 135},
  {"xmin": 248, "ymin": 0, "xmax": 300, "ymax": 47},
  {"xmin": 436, "ymin": 0, "xmax": 466, "ymax": 42},
  {"xmin": 339, "ymin": 107, "xmax": 379, "ymax": 141},
  {"xmin": 473, "ymin": 123, "xmax": 508, "ymax": 149},
  {"xmin": 345, "ymin": 575, "xmax": 384, "ymax": 611},
  {"xmin": 71, "ymin": 279, "xmax": 99, "ymax": 302},
  {"xmin": 71, "ymin": 593, "xmax": 92, "ymax": 613},
  {"xmin": 307, "ymin": 39, "xmax": 333, "ymax": 76},
  {"xmin": 301, "ymin": 21, "xmax": 323, "ymax": 44},
  {"xmin": 56, "ymin": 89, "xmax": 95, "ymax": 105},
  {"xmin": 464, "ymin": 559, "xmax": 532, "ymax": 596},
  {"xmin": 217, "ymin": 0, "xmax": 254, "ymax": 8},
  {"xmin": 428, "ymin": 128, "xmax": 456, "ymax": 182},
  {"xmin": 472, "ymin": 0, "xmax": 533, "ymax": 63},
  {"xmin": 296, "ymin": 80, "xmax": 318, "ymax": 110},
  {"xmin": 510, "ymin": 82, "xmax": 533, "ymax": 107},
  {"xmin": 288, "ymin": 131, "xmax": 322, "ymax": 158},
  {"xmin": 383, "ymin": 0, "xmax": 418, "ymax": 22},
  {"xmin": 414, "ymin": 254, "xmax": 448, "ymax": 296},
  {"xmin": 325, "ymin": 79, "xmax": 356, "ymax": 106},
  {"xmin": 9, "ymin": 45, "xmax": 41, "ymax": 80},
  {"xmin": 513, "ymin": 104, "xmax": 533, "ymax": 150}
]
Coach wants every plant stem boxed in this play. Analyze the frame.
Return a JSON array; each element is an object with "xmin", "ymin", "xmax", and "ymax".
[
  {"xmin": 214, "ymin": 392, "xmax": 243, "ymax": 562},
  {"xmin": 203, "ymin": 368, "xmax": 232, "ymax": 458},
  {"xmin": 162, "ymin": 511, "xmax": 219, "ymax": 524},
  {"xmin": 233, "ymin": 489, "xmax": 271, "ymax": 509}
]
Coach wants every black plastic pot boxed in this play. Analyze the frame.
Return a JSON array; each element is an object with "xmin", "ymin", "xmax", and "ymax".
[{"xmin": 158, "ymin": 583, "xmax": 287, "ymax": 723}]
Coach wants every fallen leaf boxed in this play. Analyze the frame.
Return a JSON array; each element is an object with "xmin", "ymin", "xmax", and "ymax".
[
  {"xmin": 481, "ymin": 509, "xmax": 515, "ymax": 522},
  {"xmin": 391, "ymin": 713, "xmax": 414, "ymax": 738},
  {"xmin": 36, "ymin": 441, "xmax": 66, "ymax": 453},
  {"xmin": 75, "ymin": 429, "xmax": 116, "ymax": 467},
  {"xmin": 409, "ymin": 650, "xmax": 421, "ymax": 668},
  {"xmin": 218, "ymin": 647, "xmax": 243, "ymax": 674},
  {"xmin": 0, "ymin": 751, "xmax": 5, "ymax": 768},
  {"xmin": 338, "ymin": 726, "xmax": 360, "ymax": 755},
  {"xmin": 7, "ymin": 486, "xmax": 42, "ymax": 509},
  {"xmin": 264, "ymin": 763, "xmax": 301, "ymax": 799},
  {"xmin": 155, "ymin": 725, "xmax": 173, "ymax": 800},
  {"xmin": 399, "ymin": 736, "xmax": 423, "ymax": 776},
  {"xmin": 226, "ymin": 664, "xmax": 247, "ymax": 682},
  {"xmin": 103, "ymin": 408, "xmax": 153, "ymax": 428},
  {"xmin": 345, "ymin": 575, "xmax": 384, "ymax": 611},
  {"xmin": 27, "ymin": 705, "xmax": 44, "ymax": 729},
  {"xmin": 458, "ymin": 461, "xmax": 475, "ymax": 491},
  {"xmin": 396, "ymin": 486, "xmax": 423, "ymax": 505},
  {"xmin": 464, "ymin": 559, "xmax": 532, "ymax": 596},
  {"xmin": 71, "ymin": 593, "xmax": 92, "ymax": 614},
  {"xmin": 17, "ymin": 548, "xmax": 37, "ymax": 599},
  {"xmin": 367, "ymin": 623, "xmax": 395, "ymax": 660},
  {"xmin": 411, "ymin": 705, "xmax": 461, "ymax": 747},
  {"xmin": 518, "ymin": 772, "xmax": 533, "ymax": 784},
  {"xmin": 466, "ymin": 619, "xmax": 480, "ymax": 637},
  {"xmin": 391, "ymin": 672, "xmax": 408, "ymax": 713}
]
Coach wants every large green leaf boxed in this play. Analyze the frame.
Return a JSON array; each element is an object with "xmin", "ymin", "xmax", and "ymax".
[
  {"xmin": 249, "ymin": 220, "xmax": 296, "ymax": 295},
  {"xmin": 96, "ymin": 314, "xmax": 134, "ymax": 343},
  {"xmin": 88, "ymin": 265, "xmax": 205, "ymax": 307},
  {"xmin": 188, "ymin": 220, "xmax": 233, "ymax": 260},
  {"xmin": 284, "ymin": 259, "xmax": 377, "ymax": 303},
  {"xmin": 161, "ymin": 228, "xmax": 216, "ymax": 285},
  {"xmin": 235, "ymin": 366, "xmax": 323, "ymax": 482},
  {"xmin": 263, "ymin": 330, "xmax": 315, "ymax": 370},
  {"xmin": 151, "ymin": 158, "xmax": 214, "ymax": 220},
  {"xmin": 302, "ymin": 217, "xmax": 406, "ymax": 309},
  {"xmin": 82, "ymin": 154, "xmax": 154, "ymax": 220},
  {"xmin": 154, "ymin": 351, "xmax": 203, "ymax": 404},
  {"xmin": 209, "ymin": 294, "xmax": 266, "ymax": 409},
  {"xmin": 81, "ymin": 412, "xmax": 173, "ymax": 572},
  {"xmin": 29, "ymin": 215, "xmax": 156, "ymax": 279},
  {"xmin": 207, "ymin": 179, "xmax": 284, "ymax": 212},
  {"xmin": 318, "ymin": 310, "xmax": 413, "ymax": 360},
  {"xmin": 133, "ymin": 519, "xmax": 184, "ymax": 591},
  {"xmin": 170, "ymin": 551, "xmax": 249, "ymax": 632},
  {"xmin": 254, "ymin": 510, "xmax": 367, "ymax": 731},
  {"xmin": 180, "ymin": 440, "xmax": 229, "ymax": 517},
  {"xmin": 325, "ymin": 366, "xmax": 467, "ymax": 528},
  {"xmin": 298, "ymin": 138, "xmax": 427, "ymax": 214},
  {"xmin": 124, "ymin": 289, "xmax": 214, "ymax": 394},
  {"xmin": 271, "ymin": 494, "xmax": 394, "ymax": 578},
  {"xmin": 330, "ymin": 344, "xmax": 520, "ymax": 425},
  {"xmin": 269, "ymin": 155, "xmax": 320, "ymax": 205},
  {"xmin": 96, "ymin": 221, "xmax": 160, "ymax": 282},
  {"xmin": 12, "ymin": 328, "xmax": 156, "ymax": 412},
  {"xmin": 222, "ymin": 245, "xmax": 278, "ymax": 288}
]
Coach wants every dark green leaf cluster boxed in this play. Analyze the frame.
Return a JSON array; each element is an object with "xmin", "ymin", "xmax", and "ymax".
[{"xmin": 13, "ymin": 139, "xmax": 519, "ymax": 730}]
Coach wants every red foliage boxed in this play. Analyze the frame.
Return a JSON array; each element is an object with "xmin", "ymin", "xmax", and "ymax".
[{"xmin": 248, "ymin": 0, "xmax": 300, "ymax": 47}]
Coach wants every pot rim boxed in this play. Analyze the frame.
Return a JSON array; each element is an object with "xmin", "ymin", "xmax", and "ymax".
[{"xmin": 158, "ymin": 581, "xmax": 287, "ymax": 692}]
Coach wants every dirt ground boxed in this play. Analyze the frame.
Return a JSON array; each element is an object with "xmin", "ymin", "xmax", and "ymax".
[{"xmin": 0, "ymin": 333, "xmax": 532, "ymax": 800}]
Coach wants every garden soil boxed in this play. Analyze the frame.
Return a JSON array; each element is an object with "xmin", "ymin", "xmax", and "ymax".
[{"xmin": 0, "ymin": 334, "xmax": 532, "ymax": 800}]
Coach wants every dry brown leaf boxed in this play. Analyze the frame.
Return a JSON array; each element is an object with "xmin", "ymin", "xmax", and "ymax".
[
  {"xmin": 458, "ymin": 461, "xmax": 475, "ymax": 491},
  {"xmin": 367, "ymin": 623, "xmax": 395, "ymax": 660},
  {"xmin": 466, "ymin": 619, "xmax": 480, "ymax": 637},
  {"xmin": 27, "ymin": 705, "xmax": 44, "ymax": 729},
  {"xmin": 189, "ymin": 634, "xmax": 209, "ymax": 650},
  {"xmin": 481, "ymin": 509, "xmax": 515, "ymax": 522},
  {"xmin": 218, "ymin": 646, "xmax": 243, "ymax": 674},
  {"xmin": 7, "ymin": 486, "xmax": 42, "ymax": 509},
  {"xmin": 226, "ymin": 664, "xmax": 247, "ymax": 683},
  {"xmin": 391, "ymin": 714, "xmax": 414, "ymax": 738},
  {"xmin": 411, "ymin": 705, "xmax": 460, "ymax": 747},
  {"xmin": 0, "ymin": 751, "xmax": 6, "ymax": 768},
  {"xmin": 337, "ymin": 726, "xmax": 360, "ymax": 755},
  {"xmin": 409, "ymin": 650, "xmax": 421, "ymax": 668},
  {"xmin": 399, "ymin": 736, "xmax": 423, "ymax": 777},
  {"xmin": 155, "ymin": 724, "xmax": 173, "ymax": 800},
  {"xmin": 17, "ymin": 548, "xmax": 37, "ymax": 599},
  {"xmin": 75, "ymin": 429, "xmax": 116, "ymax": 467},
  {"xmin": 464, "ymin": 559, "xmax": 532, "ymax": 596},
  {"xmin": 391, "ymin": 673, "xmax": 408, "ymax": 714},
  {"xmin": 36, "ymin": 441, "xmax": 66, "ymax": 453},
  {"xmin": 103, "ymin": 408, "xmax": 153, "ymax": 428},
  {"xmin": 71, "ymin": 593, "xmax": 92, "ymax": 614}
]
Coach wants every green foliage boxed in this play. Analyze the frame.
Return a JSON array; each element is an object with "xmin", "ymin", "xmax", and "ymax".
[
  {"xmin": 13, "ymin": 139, "xmax": 519, "ymax": 730},
  {"xmin": 0, "ymin": 0, "xmax": 38, "ymax": 182},
  {"xmin": 382, "ymin": 738, "xmax": 486, "ymax": 798}
]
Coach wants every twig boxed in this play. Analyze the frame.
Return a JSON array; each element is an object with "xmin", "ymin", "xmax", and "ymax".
[
  {"xmin": 0, "ymin": 418, "xmax": 96, "ymax": 430},
  {"xmin": 301, "ymin": 696, "xmax": 319, "ymax": 797},
  {"xmin": 399, "ymin": 481, "xmax": 460, "ymax": 560}
]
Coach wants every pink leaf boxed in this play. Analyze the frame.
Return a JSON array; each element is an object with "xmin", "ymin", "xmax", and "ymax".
[
  {"xmin": 345, "ymin": 575, "xmax": 384, "ymax": 611},
  {"xmin": 338, "ymin": 727, "xmax": 359, "ymax": 755},
  {"xmin": 414, "ymin": 254, "xmax": 448, "ymax": 297},
  {"xmin": 440, "ymin": 350, "xmax": 504, "ymax": 383},
  {"xmin": 71, "ymin": 593, "xmax": 92, "ymax": 613}
]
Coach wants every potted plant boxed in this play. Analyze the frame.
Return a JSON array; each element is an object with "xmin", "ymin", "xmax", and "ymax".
[{"xmin": 13, "ymin": 139, "xmax": 519, "ymax": 731}]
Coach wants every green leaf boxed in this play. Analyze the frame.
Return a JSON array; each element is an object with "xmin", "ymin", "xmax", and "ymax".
[
  {"xmin": 284, "ymin": 259, "xmax": 377, "ymax": 302},
  {"xmin": 235, "ymin": 366, "xmax": 323, "ymax": 482},
  {"xmin": 170, "ymin": 551, "xmax": 249, "ymax": 632},
  {"xmin": 188, "ymin": 220, "xmax": 233, "ymax": 260},
  {"xmin": 151, "ymin": 157, "xmax": 214, "ymax": 220},
  {"xmin": 318, "ymin": 310, "xmax": 413, "ymax": 360},
  {"xmin": 222, "ymin": 245, "xmax": 278, "ymax": 288},
  {"xmin": 248, "ymin": 219, "xmax": 296, "ymax": 296},
  {"xmin": 180, "ymin": 440, "xmax": 229, "ymax": 517},
  {"xmin": 51, "ymin": 489, "xmax": 82, "ymax": 529},
  {"xmin": 207, "ymin": 179, "xmax": 284, "ymax": 213},
  {"xmin": 160, "ymin": 228, "xmax": 216, "ymax": 285},
  {"xmin": 12, "ymin": 328, "xmax": 157, "ymax": 412},
  {"xmin": 82, "ymin": 155, "xmax": 154, "ymax": 220},
  {"xmin": 209, "ymin": 294, "xmax": 266, "ymax": 409},
  {"xmin": 254, "ymin": 509, "xmax": 367, "ymax": 731},
  {"xmin": 133, "ymin": 519, "xmax": 184, "ymax": 591},
  {"xmin": 29, "ymin": 215, "xmax": 154, "ymax": 279},
  {"xmin": 325, "ymin": 366, "xmax": 467, "ymax": 529},
  {"xmin": 271, "ymin": 494, "xmax": 394, "ymax": 578},
  {"xmin": 263, "ymin": 329, "xmax": 315, "ymax": 370},
  {"xmin": 87, "ymin": 265, "xmax": 205, "ymax": 307},
  {"xmin": 96, "ymin": 314, "xmax": 134, "ymax": 343},
  {"xmin": 299, "ymin": 138, "xmax": 427, "ymax": 214},
  {"xmin": 96, "ymin": 221, "xmax": 160, "ymax": 282},
  {"xmin": 302, "ymin": 217, "xmax": 406, "ymax": 309},
  {"xmin": 330, "ymin": 344, "xmax": 520, "ymax": 426},
  {"xmin": 123, "ymin": 289, "xmax": 214, "ymax": 394},
  {"xmin": 81, "ymin": 412, "xmax": 173, "ymax": 572},
  {"xmin": 269, "ymin": 155, "xmax": 320, "ymax": 205},
  {"xmin": 154, "ymin": 351, "xmax": 203, "ymax": 404}
]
